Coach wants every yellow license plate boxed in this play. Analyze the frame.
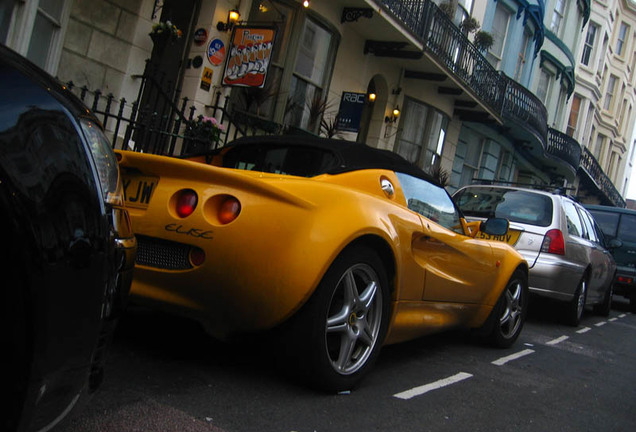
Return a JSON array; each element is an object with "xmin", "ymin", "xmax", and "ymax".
[
  {"xmin": 476, "ymin": 229, "xmax": 521, "ymax": 246},
  {"xmin": 122, "ymin": 174, "xmax": 158, "ymax": 209}
]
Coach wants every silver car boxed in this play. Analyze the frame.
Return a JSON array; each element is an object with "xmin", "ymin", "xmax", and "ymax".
[{"xmin": 453, "ymin": 185, "xmax": 616, "ymax": 325}]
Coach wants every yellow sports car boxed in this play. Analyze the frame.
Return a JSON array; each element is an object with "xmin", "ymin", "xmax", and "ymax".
[{"xmin": 117, "ymin": 135, "xmax": 528, "ymax": 391}]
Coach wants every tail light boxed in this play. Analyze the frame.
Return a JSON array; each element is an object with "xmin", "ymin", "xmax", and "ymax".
[
  {"xmin": 218, "ymin": 196, "xmax": 241, "ymax": 224},
  {"xmin": 541, "ymin": 229, "xmax": 565, "ymax": 255},
  {"xmin": 176, "ymin": 189, "xmax": 198, "ymax": 218},
  {"xmin": 617, "ymin": 276, "xmax": 634, "ymax": 284}
]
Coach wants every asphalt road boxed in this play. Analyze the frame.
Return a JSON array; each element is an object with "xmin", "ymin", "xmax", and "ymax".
[{"xmin": 59, "ymin": 297, "xmax": 636, "ymax": 432}]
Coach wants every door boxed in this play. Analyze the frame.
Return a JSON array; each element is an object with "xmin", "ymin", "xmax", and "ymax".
[{"xmin": 395, "ymin": 173, "xmax": 497, "ymax": 304}]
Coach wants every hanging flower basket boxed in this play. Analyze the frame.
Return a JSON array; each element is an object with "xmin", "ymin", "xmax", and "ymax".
[{"xmin": 149, "ymin": 20, "xmax": 183, "ymax": 45}]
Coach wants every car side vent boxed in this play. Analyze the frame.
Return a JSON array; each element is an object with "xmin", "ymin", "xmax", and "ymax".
[{"xmin": 136, "ymin": 235, "xmax": 193, "ymax": 270}]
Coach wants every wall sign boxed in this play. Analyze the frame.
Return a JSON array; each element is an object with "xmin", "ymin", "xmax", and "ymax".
[
  {"xmin": 194, "ymin": 28, "xmax": 208, "ymax": 46},
  {"xmin": 222, "ymin": 26, "xmax": 276, "ymax": 88},
  {"xmin": 336, "ymin": 92, "xmax": 367, "ymax": 132},
  {"xmin": 207, "ymin": 38, "xmax": 226, "ymax": 66},
  {"xmin": 200, "ymin": 67, "xmax": 213, "ymax": 91}
]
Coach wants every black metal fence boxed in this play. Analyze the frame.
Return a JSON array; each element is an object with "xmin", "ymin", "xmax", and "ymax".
[{"xmin": 66, "ymin": 62, "xmax": 294, "ymax": 157}]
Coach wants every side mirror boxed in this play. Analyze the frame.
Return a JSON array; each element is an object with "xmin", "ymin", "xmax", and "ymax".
[
  {"xmin": 480, "ymin": 218, "xmax": 509, "ymax": 236},
  {"xmin": 608, "ymin": 238, "xmax": 623, "ymax": 249}
]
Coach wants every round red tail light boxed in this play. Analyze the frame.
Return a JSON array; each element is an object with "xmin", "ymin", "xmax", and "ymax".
[
  {"xmin": 176, "ymin": 189, "xmax": 198, "ymax": 218},
  {"xmin": 218, "ymin": 196, "xmax": 241, "ymax": 224}
]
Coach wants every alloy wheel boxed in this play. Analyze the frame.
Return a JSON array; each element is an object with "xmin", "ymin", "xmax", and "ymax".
[
  {"xmin": 499, "ymin": 280, "xmax": 524, "ymax": 338},
  {"xmin": 324, "ymin": 263, "xmax": 383, "ymax": 376}
]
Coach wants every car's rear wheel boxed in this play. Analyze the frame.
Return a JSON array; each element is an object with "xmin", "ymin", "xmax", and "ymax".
[
  {"xmin": 566, "ymin": 277, "xmax": 587, "ymax": 326},
  {"xmin": 480, "ymin": 269, "xmax": 527, "ymax": 348},
  {"xmin": 593, "ymin": 280, "xmax": 613, "ymax": 317},
  {"xmin": 285, "ymin": 245, "xmax": 390, "ymax": 392}
]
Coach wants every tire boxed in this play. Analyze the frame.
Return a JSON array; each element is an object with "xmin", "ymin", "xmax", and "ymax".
[
  {"xmin": 479, "ymin": 269, "xmax": 528, "ymax": 348},
  {"xmin": 593, "ymin": 280, "xmax": 613, "ymax": 317},
  {"xmin": 630, "ymin": 297, "xmax": 636, "ymax": 314},
  {"xmin": 566, "ymin": 277, "xmax": 587, "ymax": 326},
  {"xmin": 284, "ymin": 245, "xmax": 390, "ymax": 392}
]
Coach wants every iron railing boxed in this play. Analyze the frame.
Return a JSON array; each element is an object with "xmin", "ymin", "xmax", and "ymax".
[
  {"xmin": 547, "ymin": 128, "xmax": 581, "ymax": 173},
  {"xmin": 580, "ymin": 147, "xmax": 626, "ymax": 208},
  {"xmin": 501, "ymin": 74, "xmax": 549, "ymax": 150},
  {"xmin": 67, "ymin": 71, "xmax": 288, "ymax": 156},
  {"xmin": 381, "ymin": 0, "xmax": 505, "ymax": 115}
]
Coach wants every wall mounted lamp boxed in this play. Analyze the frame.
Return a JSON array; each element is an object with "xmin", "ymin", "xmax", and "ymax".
[
  {"xmin": 385, "ymin": 105, "xmax": 400, "ymax": 123},
  {"xmin": 368, "ymin": 92, "xmax": 376, "ymax": 103},
  {"xmin": 217, "ymin": 9, "xmax": 240, "ymax": 32},
  {"xmin": 303, "ymin": 0, "xmax": 310, "ymax": 7}
]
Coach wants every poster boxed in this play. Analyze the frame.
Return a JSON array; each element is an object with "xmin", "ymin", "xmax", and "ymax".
[
  {"xmin": 336, "ymin": 92, "xmax": 367, "ymax": 133},
  {"xmin": 222, "ymin": 26, "xmax": 276, "ymax": 88}
]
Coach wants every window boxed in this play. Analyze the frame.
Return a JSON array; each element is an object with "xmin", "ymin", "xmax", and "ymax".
[
  {"xmin": 594, "ymin": 134, "xmax": 606, "ymax": 160},
  {"xmin": 616, "ymin": 22, "xmax": 629, "ymax": 56},
  {"xmin": 578, "ymin": 208, "xmax": 598, "ymax": 242},
  {"xmin": 566, "ymin": 95, "xmax": 582, "ymax": 137},
  {"xmin": 396, "ymin": 173, "xmax": 463, "ymax": 234},
  {"xmin": 395, "ymin": 98, "xmax": 448, "ymax": 171},
  {"xmin": 536, "ymin": 69, "xmax": 551, "ymax": 103},
  {"xmin": 496, "ymin": 150, "xmax": 515, "ymax": 183},
  {"xmin": 456, "ymin": 139, "xmax": 483, "ymax": 187},
  {"xmin": 454, "ymin": 188, "xmax": 553, "ymax": 227},
  {"xmin": 581, "ymin": 23, "xmax": 598, "ymax": 66},
  {"xmin": 589, "ymin": 210, "xmax": 620, "ymax": 237},
  {"xmin": 514, "ymin": 30, "xmax": 531, "ymax": 81},
  {"xmin": 604, "ymin": 75, "xmax": 618, "ymax": 111},
  {"xmin": 242, "ymin": 1, "xmax": 338, "ymax": 132},
  {"xmin": 2, "ymin": 0, "xmax": 71, "ymax": 74},
  {"xmin": 563, "ymin": 201, "xmax": 584, "ymax": 238},
  {"xmin": 550, "ymin": 0, "xmax": 566, "ymax": 35},
  {"xmin": 487, "ymin": 4, "xmax": 511, "ymax": 68}
]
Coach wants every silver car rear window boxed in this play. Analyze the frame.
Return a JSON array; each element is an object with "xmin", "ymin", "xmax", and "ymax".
[{"xmin": 455, "ymin": 187, "xmax": 553, "ymax": 227}]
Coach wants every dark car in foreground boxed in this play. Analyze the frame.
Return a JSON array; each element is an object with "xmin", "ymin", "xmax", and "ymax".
[
  {"xmin": 586, "ymin": 204, "xmax": 636, "ymax": 312},
  {"xmin": 0, "ymin": 44, "xmax": 136, "ymax": 431}
]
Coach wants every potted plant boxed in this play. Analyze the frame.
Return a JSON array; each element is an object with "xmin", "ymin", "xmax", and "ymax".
[
  {"xmin": 183, "ymin": 115, "xmax": 225, "ymax": 154},
  {"xmin": 474, "ymin": 31, "xmax": 494, "ymax": 52}
]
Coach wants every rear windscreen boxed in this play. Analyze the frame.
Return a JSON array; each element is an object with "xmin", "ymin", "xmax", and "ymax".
[
  {"xmin": 221, "ymin": 145, "xmax": 339, "ymax": 177},
  {"xmin": 454, "ymin": 187, "xmax": 553, "ymax": 227},
  {"xmin": 587, "ymin": 210, "xmax": 620, "ymax": 238}
]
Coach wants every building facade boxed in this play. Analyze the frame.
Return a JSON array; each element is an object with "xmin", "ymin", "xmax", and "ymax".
[{"xmin": 1, "ymin": 0, "xmax": 630, "ymax": 206}]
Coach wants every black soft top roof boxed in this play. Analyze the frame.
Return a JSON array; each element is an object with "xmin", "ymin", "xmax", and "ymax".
[{"xmin": 221, "ymin": 135, "xmax": 438, "ymax": 185}]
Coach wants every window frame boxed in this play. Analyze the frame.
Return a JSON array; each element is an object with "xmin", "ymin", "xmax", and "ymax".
[
  {"xmin": 581, "ymin": 23, "xmax": 598, "ymax": 66},
  {"xmin": 616, "ymin": 22, "xmax": 629, "ymax": 57},
  {"xmin": 2, "ymin": 0, "xmax": 72, "ymax": 74}
]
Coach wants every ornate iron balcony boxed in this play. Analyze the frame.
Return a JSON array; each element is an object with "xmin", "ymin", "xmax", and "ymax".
[
  {"xmin": 547, "ymin": 128, "xmax": 581, "ymax": 173},
  {"xmin": 580, "ymin": 147, "xmax": 626, "ymax": 208},
  {"xmin": 380, "ymin": 0, "xmax": 505, "ymax": 115},
  {"xmin": 501, "ymin": 74, "xmax": 548, "ymax": 151}
]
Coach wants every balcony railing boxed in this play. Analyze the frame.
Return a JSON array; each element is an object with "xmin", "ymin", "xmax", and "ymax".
[
  {"xmin": 580, "ymin": 147, "xmax": 626, "ymax": 208},
  {"xmin": 381, "ymin": 0, "xmax": 505, "ymax": 115},
  {"xmin": 547, "ymin": 128, "xmax": 582, "ymax": 173},
  {"xmin": 501, "ymin": 74, "xmax": 548, "ymax": 150}
]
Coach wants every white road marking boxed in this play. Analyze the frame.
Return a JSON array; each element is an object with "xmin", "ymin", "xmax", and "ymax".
[
  {"xmin": 491, "ymin": 349, "xmax": 535, "ymax": 366},
  {"xmin": 619, "ymin": 314, "xmax": 626, "ymax": 318},
  {"xmin": 609, "ymin": 317, "xmax": 617, "ymax": 322},
  {"xmin": 576, "ymin": 327, "xmax": 591, "ymax": 334},
  {"xmin": 595, "ymin": 321, "xmax": 607, "ymax": 327},
  {"xmin": 393, "ymin": 372, "xmax": 473, "ymax": 400},
  {"xmin": 546, "ymin": 335, "xmax": 569, "ymax": 345}
]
